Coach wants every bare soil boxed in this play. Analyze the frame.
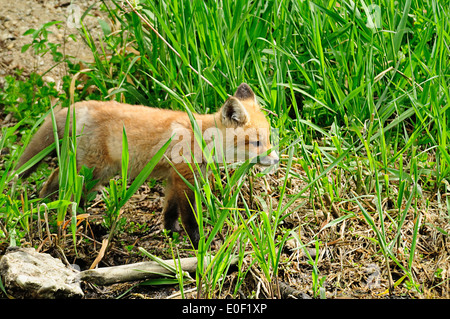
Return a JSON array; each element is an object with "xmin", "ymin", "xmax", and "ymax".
[
  {"xmin": 0, "ymin": 0, "xmax": 101, "ymax": 86},
  {"xmin": 1, "ymin": 0, "xmax": 449, "ymax": 300}
]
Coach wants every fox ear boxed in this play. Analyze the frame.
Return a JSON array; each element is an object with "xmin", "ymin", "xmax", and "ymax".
[
  {"xmin": 221, "ymin": 97, "xmax": 249, "ymax": 127},
  {"xmin": 234, "ymin": 83, "xmax": 255, "ymax": 101}
]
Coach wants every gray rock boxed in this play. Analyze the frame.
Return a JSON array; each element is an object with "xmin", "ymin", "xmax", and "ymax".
[{"xmin": 0, "ymin": 247, "xmax": 83, "ymax": 298}]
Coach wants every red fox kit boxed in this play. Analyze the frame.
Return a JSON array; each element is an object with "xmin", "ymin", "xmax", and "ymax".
[{"xmin": 16, "ymin": 83, "xmax": 279, "ymax": 247}]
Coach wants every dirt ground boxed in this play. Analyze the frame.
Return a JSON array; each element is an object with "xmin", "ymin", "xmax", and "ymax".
[
  {"xmin": 1, "ymin": 0, "xmax": 449, "ymax": 300},
  {"xmin": 0, "ymin": 0, "xmax": 102, "ymax": 87}
]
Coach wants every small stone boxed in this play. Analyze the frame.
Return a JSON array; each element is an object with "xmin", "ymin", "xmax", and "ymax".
[
  {"xmin": 0, "ymin": 247, "xmax": 83, "ymax": 299},
  {"xmin": 43, "ymin": 75, "xmax": 55, "ymax": 83}
]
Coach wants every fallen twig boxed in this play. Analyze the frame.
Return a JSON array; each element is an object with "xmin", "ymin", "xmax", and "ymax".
[
  {"xmin": 80, "ymin": 256, "xmax": 199, "ymax": 285},
  {"xmin": 80, "ymin": 255, "xmax": 238, "ymax": 286}
]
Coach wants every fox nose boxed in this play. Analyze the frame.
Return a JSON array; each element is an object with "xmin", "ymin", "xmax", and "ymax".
[
  {"xmin": 269, "ymin": 151, "xmax": 280, "ymax": 165},
  {"xmin": 260, "ymin": 151, "xmax": 279, "ymax": 166}
]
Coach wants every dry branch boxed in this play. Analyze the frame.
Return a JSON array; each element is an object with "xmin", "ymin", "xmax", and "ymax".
[
  {"xmin": 80, "ymin": 256, "xmax": 238, "ymax": 286},
  {"xmin": 79, "ymin": 256, "xmax": 199, "ymax": 285}
]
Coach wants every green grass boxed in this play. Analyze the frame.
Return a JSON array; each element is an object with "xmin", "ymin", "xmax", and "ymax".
[{"xmin": 1, "ymin": 0, "xmax": 449, "ymax": 299}]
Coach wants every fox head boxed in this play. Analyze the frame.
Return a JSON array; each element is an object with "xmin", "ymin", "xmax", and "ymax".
[
  {"xmin": 169, "ymin": 83, "xmax": 279, "ymax": 166},
  {"xmin": 216, "ymin": 83, "xmax": 279, "ymax": 166}
]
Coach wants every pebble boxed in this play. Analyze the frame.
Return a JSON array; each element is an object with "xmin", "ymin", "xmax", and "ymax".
[{"xmin": 43, "ymin": 75, "xmax": 56, "ymax": 83}]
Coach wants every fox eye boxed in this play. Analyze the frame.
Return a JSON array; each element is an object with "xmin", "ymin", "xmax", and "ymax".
[{"xmin": 250, "ymin": 141, "xmax": 261, "ymax": 147}]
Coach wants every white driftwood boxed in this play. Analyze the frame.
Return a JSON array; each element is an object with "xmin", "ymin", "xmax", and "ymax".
[{"xmin": 79, "ymin": 256, "xmax": 201, "ymax": 285}]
